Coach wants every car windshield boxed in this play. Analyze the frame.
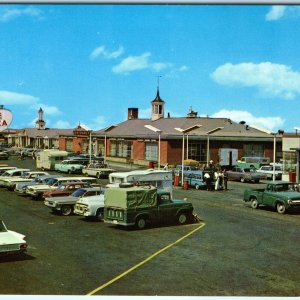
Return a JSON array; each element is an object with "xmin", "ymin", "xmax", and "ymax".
[
  {"xmin": 71, "ymin": 188, "xmax": 87, "ymax": 197},
  {"xmin": 1, "ymin": 171, "xmax": 11, "ymax": 177},
  {"xmin": 0, "ymin": 220, "xmax": 7, "ymax": 232},
  {"xmin": 276, "ymin": 184, "xmax": 296, "ymax": 192}
]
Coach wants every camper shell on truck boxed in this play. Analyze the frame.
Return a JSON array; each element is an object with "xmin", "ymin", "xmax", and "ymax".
[
  {"xmin": 104, "ymin": 185, "xmax": 195, "ymax": 229},
  {"xmin": 36, "ymin": 149, "xmax": 68, "ymax": 170}
]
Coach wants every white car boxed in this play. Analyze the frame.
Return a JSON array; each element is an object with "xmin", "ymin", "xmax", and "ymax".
[
  {"xmin": 257, "ymin": 165, "xmax": 282, "ymax": 180},
  {"xmin": 3, "ymin": 171, "xmax": 49, "ymax": 191},
  {"xmin": 0, "ymin": 220, "xmax": 27, "ymax": 255},
  {"xmin": 0, "ymin": 169, "xmax": 30, "ymax": 187}
]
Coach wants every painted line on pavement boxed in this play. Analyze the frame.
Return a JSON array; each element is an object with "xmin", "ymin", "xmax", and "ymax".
[{"xmin": 86, "ymin": 222, "xmax": 206, "ymax": 296}]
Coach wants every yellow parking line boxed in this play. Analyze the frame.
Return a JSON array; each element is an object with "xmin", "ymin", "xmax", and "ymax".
[{"xmin": 86, "ymin": 222, "xmax": 206, "ymax": 296}]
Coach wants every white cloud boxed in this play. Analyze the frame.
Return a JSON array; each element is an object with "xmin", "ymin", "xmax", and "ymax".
[
  {"xmin": 90, "ymin": 45, "xmax": 124, "ymax": 61},
  {"xmin": 266, "ymin": 6, "xmax": 286, "ymax": 21},
  {"xmin": 30, "ymin": 103, "xmax": 62, "ymax": 116},
  {"xmin": 112, "ymin": 52, "xmax": 172, "ymax": 75},
  {"xmin": 0, "ymin": 90, "xmax": 39, "ymax": 105},
  {"xmin": 211, "ymin": 62, "xmax": 300, "ymax": 99},
  {"xmin": 87, "ymin": 115, "xmax": 107, "ymax": 130},
  {"xmin": 53, "ymin": 120, "xmax": 73, "ymax": 129},
  {"xmin": 211, "ymin": 109, "xmax": 285, "ymax": 131},
  {"xmin": 0, "ymin": 6, "xmax": 43, "ymax": 22}
]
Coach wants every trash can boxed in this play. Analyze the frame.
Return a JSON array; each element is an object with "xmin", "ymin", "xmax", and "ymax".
[
  {"xmin": 183, "ymin": 180, "xmax": 189, "ymax": 190},
  {"xmin": 148, "ymin": 161, "xmax": 154, "ymax": 169},
  {"xmin": 289, "ymin": 171, "xmax": 296, "ymax": 182},
  {"xmin": 174, "ymin": 176, "xmax": 179, "ymax": 186}
]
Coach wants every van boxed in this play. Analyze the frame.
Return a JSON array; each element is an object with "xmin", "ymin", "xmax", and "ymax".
[
  {"xmin": 237, "ymin": 157, "xmax": 270, "ymax": 169},
  {"xmin": 36, "ymin": 149, "xmax": 69, "ymax": 170}
]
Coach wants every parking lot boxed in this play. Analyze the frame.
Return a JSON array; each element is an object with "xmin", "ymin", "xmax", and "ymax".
[{"xmin": 0, "ymin": 156, "xmax": 299, "ymax": 296}]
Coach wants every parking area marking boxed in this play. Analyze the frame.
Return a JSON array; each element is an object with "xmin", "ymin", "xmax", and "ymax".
[{"xmin": 86, "ymin": 222, "xmax": 206, "ymax": 296}]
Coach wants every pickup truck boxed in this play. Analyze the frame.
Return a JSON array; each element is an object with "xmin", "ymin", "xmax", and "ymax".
[
  {"xmin": 227, "ymin": 166, "xmax": 261, "ymax": 183},
  {"xmin": 74, "ymin": 189, "xmax": 106, "ymax": 221},
  {"xmin": 104, "ymin": 185, "xmax": 195, "ymax": 229},
  {"xmin": 243, "ymin": 181, "xmax": 300, "ymax": 214},
  {"xmin": 82, "ymin": 163, "xmax": 115, "ymax": 179}
]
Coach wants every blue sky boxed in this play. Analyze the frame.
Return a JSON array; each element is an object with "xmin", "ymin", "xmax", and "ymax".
[{"xmin": 0, "ymin": 4, "xmax": 300, "ymax": 132}]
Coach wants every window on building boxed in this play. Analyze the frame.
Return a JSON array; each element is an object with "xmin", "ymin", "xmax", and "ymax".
[
  {"xmin": 145, "ymin": 142, "xmax": 158, "ymax": 161},
  {"xmin": 110, "ymin": 140, "xmax": 132, "ymax": 158},
  {"xmin": 243, "ymin": 144, "xmax": 264, "ymax": 157},
  {"xmin": 282, "ymin": 151, "xmax": 296, "ymax": 174},
  {"xmin": 188, "ymin": 142, "xmax": 207, "ymax": 163}
]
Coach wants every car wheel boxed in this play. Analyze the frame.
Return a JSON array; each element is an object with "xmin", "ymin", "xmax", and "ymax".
[
  {"xmin": 254, "ymin": 179, "xmax": 260, "ymax": 183},
  {"xmin": 95, "ymin": 208, "xmax": 104, "ymax": 221},
  {"xmin": 276, "ymin": 202, "xmax": 286, "ymax": 214},
  {"xmin": 135, "ymin": 216, "xmax": 147, "ymax": 229},
  {"xmin": 177, "ymin": 212, "xmax": 187, "ymax": 225},
  {"xmin": 250, "ymin": 197, "xmax": 259, "ymax": 209},
  {"xmin": 240, "ymin": 177, "xmax": 245, "ymax": 183},
  {"xmin": 195, "ymin": 184, "xmax": 200, "ymax": 190},
  {"xmin": 96, "ymin": 173, "xmax": 101, "ymax": 179},
  {"xmin": 68, "ymin": 169, "xmax": 73, "ymax": 174},
  {"xmin": 61, "ymin": 205, "xmax": 73, "ymax": 216}
]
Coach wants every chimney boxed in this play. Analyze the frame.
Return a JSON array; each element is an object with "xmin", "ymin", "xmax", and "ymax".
[{"xmin": 128, "ymin": 108, "xmax": 139, "ymax": 120}]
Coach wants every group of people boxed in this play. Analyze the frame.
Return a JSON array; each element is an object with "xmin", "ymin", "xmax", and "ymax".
[{"xmin": 203, "ymin": 160, "xmax": 228, "ymax": 191}]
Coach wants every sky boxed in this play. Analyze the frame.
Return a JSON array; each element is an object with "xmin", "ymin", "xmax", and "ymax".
[{"xmin": 0, "ymin": 4, "xmax": 300, "ymax": 132}]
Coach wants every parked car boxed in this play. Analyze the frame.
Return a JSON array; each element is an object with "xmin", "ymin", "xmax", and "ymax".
[
  {"xmin": 183, "ymin": 170, "xmax": 207, "ymax": 190},
  {"xmin": 15, "ymin": 175, "xmax": 64, "ymax": 194},
  {"xmin": 42, "ymin": 181, "xmax": 91, "ymax": 198},
  {"xmin": 54, "ymin": 159, "xmax": 86, "ymax": 174},
  {"xmin": 0, "ymin": 169, "xmax": 31, "ymax": 187},
  {"xmin": 26, "ymin": 176, "xmax": 97, "ymax": 200},
  {"xmin": 256, "ymin": 165, "xmax": 283, "ymax": 180},
  {"xmin": 0, "ymin": 151, "xmax": 9, "ymax": 160},
  {"xmin": 2, "ymin": 171, "xmax": 49, "ymax": 191},
  {"xmin": 0, "ymin": 220, "xmax": 27, "ymax": 255},
  {"xmin": 227, "ymin": 166, "xmax": 261, "ymax": 183},
  {"xmin": 44, "ymin": 187, "xmax": 103, "ymax": 216},
  {"xmin": 82, "ymin": 163, "xmax": 115, "ymax": 179},
  {"xmin": 244, "ymin": 181, "xmax": 300, "ymax": 214},
  {"xmin": 0, "ymin": 166, "xmax": 17, "ymax": 175}
]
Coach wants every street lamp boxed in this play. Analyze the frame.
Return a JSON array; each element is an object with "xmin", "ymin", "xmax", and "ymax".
[
  {"xmin": 145, "ymin": 125, "xmax": 162, "ymax": 169},
  {"xmin": 175, "ymin": 125, "xmax": 203, "ymax": 186},
  {"xmin": 205, "ymin": 127, "xmax": 224, "ymax": 166}
]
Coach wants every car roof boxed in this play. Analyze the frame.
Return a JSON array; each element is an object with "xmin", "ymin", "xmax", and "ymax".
[{"xmin": 59, "ymin": 181, "xmax": 89, "ymax": 186}]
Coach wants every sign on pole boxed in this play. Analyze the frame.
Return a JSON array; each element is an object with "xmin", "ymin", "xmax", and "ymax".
[{"xmin": 0, "ymin": 106, "xmax": 13, "ymax": 132}]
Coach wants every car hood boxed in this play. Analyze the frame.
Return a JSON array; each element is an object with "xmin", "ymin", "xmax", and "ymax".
[
  {"xmin": 0, "ymin": 231, "xmax": 25, "ymax": 244},
  {"xmin": 5, "ymin": 178, "xmax": 32, "ymax": 183},
  {"xmin": 278, "ymin": 192, "xmax": 300, "ymax": 199},
  {"xmin": 29, "ymin": 184, "xmax": 51, "ymax": 190},
  {"xmin": 45, "ymin": 196, "xmax": 78, "ymax": 202}
]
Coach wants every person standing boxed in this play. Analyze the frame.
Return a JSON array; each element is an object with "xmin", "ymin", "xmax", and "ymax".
[{"xmin": 222, "ymin": 169, "xmax": 228, "ymax": 190}]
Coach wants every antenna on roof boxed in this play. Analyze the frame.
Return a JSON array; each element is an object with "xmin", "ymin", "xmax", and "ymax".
[{"xmin": 156, "ymin": 75, "xmax": 162, "ymax": 92}]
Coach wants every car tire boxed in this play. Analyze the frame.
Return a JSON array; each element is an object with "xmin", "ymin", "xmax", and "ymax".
[
  {"xmin": 96, "ymin": 173, "xmax": 101, "ymax": 179},
  {"xmin": 135, "ymin": 216, "xmax": 147, "ymax": 229},
  {"xmin": 276, "ymin": 202, "xmax": 286, "ymax": 214},
  {"xmin": 95, "ymin": 208, "xmax": 104, "ymax": 221},
  {"xmin": 195, "ymin": 184, "xmax": 200, "ymax": 190},
  {"xmin": 250, "ymin": 198, "xmax": 259, "ymax": 209},
  {"xmin": 61, "ymin": 205, "xmax": 73, "ymax": 216},
  {"xmin": 177, "ymin": 212, "xmax": 187, "ymax": 225},
  {"xmin": 240, "ymin": 177, "xmax": 245, "ymax": 183}
]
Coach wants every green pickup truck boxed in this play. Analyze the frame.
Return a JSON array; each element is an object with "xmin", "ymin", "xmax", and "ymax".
[
  {"xmin": 244, "ymin": 181, "xmax": 300, "ymax": 214},
  {"xmin": 104, "ymin": 185, "xmax": 195, "ymax": 229}
]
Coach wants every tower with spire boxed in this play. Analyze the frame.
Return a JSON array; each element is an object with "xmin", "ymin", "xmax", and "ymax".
[
  {"xmin": 151, "ymin": 78, "xmax": 165, "ymax": 121},
  {"xmin": 35, "ymin": 107, "xmax": 45, "ymax": 130}
]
